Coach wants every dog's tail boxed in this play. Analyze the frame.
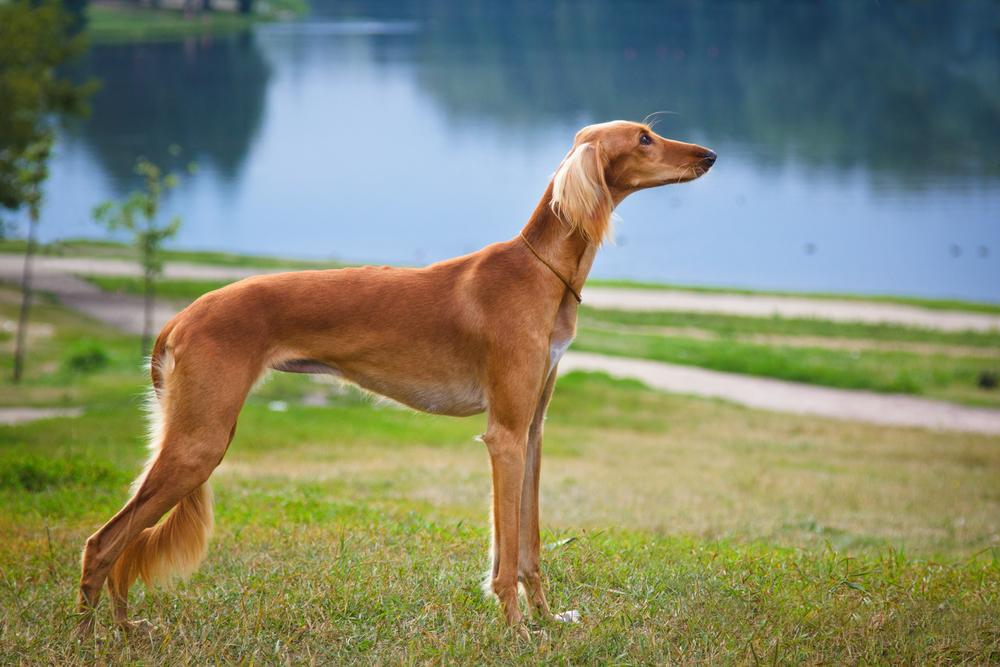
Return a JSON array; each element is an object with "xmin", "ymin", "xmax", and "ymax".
[{"xmin": 108, "ymin": 328, "xmax": 214, "ymax": 596}]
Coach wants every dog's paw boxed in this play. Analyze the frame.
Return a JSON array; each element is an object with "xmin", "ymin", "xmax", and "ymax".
[
  {"xmin": 116, "ymin": 618, "xmax": 157, "ymax": 635},
  {"xmin": 553, "ymin": 609, "xmax": 581, "ymax": 623},
  {"xmin": 72, "ymin": 616, "xmax": 95, "ymax": 642}
]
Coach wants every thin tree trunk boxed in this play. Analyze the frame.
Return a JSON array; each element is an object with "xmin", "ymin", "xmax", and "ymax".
[
  {"xmin": 142, "ymin": 268, "xmax": 155, "ymax": 357},
  {"xmin": 13, "ymin": 208, "xmax": 39, "ymax": 383}
]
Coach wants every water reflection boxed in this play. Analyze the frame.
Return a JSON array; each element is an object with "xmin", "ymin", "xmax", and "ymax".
[
  {"xmin": 356, "ymin": 0, "xmax": 1000, "ymax": 187},
  {"xmin": 35, "ymin": 0, "xmax": 1000, "ymax": 301},
  {"xmin": 70, "ymin": 32, "xmax": 270, "ymax": 191}
]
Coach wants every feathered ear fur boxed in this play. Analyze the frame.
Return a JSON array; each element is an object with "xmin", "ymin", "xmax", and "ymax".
[{"xmin": 550, "ymin": 142, "xmax": 614, "ymax": 244}]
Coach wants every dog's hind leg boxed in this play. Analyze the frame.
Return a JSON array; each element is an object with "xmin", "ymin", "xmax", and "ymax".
[{"xmin": 75, "ymin": 344, "xmax": 260, "ymax": 638}]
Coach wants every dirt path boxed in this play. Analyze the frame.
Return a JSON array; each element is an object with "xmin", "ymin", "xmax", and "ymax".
[
  {"xmin": 0, "ymin": 407, "xmax": 83, "ymax": 425},
  {"xmin": 584, "ymin": 287, "xmax": 1000, "ymax": 332},
  {"xmin": 3, "ymin": 253, "xmax": 1000, "ymax": 434},
  {"xmin": 560, "ymin": 352, "xmax": 1000, "ymax": 435},
  {"xmin": 2, "ymin": 254, "xmax": 998, "ymax": 331}
]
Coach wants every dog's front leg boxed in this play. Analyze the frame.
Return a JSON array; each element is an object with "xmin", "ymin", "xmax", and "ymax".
[
  {"xmin": 482, "ymin": 418, "xmax": 529, "ymax": 628},
  {"xmin": 518, "ymin": 368, "xmax": 557, "ymax": 621}
]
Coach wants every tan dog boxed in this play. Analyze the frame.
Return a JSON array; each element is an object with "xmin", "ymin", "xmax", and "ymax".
[{"xmin": 75, "ymin": 120, "xmax": 715, "ymax": 635}]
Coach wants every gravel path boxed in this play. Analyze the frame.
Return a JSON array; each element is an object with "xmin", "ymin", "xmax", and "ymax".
[{"xmin": 3, "ymin": 253, "xmax": 1000, "ymax": 434}]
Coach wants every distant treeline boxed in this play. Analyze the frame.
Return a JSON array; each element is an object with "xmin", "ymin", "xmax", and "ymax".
[{"xmin": 65, "ymin": 0, "xmax": 256, "ymax": 21}]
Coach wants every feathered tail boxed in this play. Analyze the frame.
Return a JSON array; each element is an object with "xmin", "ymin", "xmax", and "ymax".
[{"xmin": 107, "ymin": 336, "xmax": 214, "ymax": 597}]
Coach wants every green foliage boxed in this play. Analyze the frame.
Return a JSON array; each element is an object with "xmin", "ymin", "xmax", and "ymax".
[
  {"xmin": 92, "ymin": 156, "xmax": 193, "ymax": 351},
  {"xmin": 61, "ymin": 339, "xmax": 110, "ymax": 374},
  {"xmin": 84, "ymin": 0, "xmax": 307, "ymax": 43},
  {"xmin": 0, "ymin": 0, "xmax": 95, "ymax": 214},
  {"xmin": 9, "ymin": 137, "xmax": 53, "ymax": 223},
  {"xmin": 0, "ymin": 455, "xmax": 125, "ymax": 492},
  {"xmin": 85, "ymin": 4, "xmax": 256, "ymax": 43},
  {"xmin": 92, "ymin": 157, "xmax": 190, "ymax": 279}
]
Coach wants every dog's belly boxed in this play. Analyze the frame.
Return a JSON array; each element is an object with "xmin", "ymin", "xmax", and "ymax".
[
  {"xmin": 353, "ymin": 371, "xmax": 488, "ymax": 417},
  {"xmin": 271, "ymin": 358, "xmax": 487, "ymax": 417}
]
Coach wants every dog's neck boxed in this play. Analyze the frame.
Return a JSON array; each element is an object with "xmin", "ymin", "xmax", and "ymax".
[{"xmin": 519, "ymin": 182, "xmax": 601, "ymax": 300}]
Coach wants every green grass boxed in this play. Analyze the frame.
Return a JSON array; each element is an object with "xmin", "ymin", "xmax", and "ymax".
[
  {"xmin": 1, "ymin": 297, "xmax": 999, "ymax": 662},
  {"xmin": 588, "ymin": 278, "xmax": 1000, "ymax": 315},
  {"xmin": 86, "ymin": 274, "xmax": 240, "ymax": 301},
  {"xmin": 0, "ymin": 238, "xmax": 338, "ymax": 269},
  {"xmin": 87, "ymin": 4, "xmax": 256, "ymax": 42},
  {"xmin": 575, "ymin": 309, "xmax": 1000, "ymax": 408},
  {"xmin": 580, "ymin": 307, "xmax": 1000, "ymax": 349},
  {"xmin": 85, "ymin": 0, "xmax": 307, "ymax": 43}
]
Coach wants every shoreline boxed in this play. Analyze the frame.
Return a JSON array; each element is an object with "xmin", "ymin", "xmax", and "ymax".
[
  {"xmin": 2, "ymin": 237, "xmax": 997, "ymax": 314},
  {"xmin": 85, "ymin": 0, "xmax": 306, "ymax": 42}
]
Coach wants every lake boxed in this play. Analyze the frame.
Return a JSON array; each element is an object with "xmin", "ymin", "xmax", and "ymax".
[{"xmin": 35, "ymin": 0, "xmax": 1000, "ymax": 301}]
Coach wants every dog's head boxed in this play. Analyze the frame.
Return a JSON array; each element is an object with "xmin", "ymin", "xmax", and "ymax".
[{"xmin": 551, "ymin": 120, "xmax": 715, "ymax": 244}]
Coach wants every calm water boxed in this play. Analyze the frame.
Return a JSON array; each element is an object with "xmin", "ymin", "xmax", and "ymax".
[{"xmin": 36, "ymin": 1, "xmax": 1000, "ymax": 301}]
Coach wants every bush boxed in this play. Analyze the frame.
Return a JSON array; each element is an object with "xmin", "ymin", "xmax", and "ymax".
[{"xmin": 61, "ymin": 340, "xmax": 110, "ymax": 374}]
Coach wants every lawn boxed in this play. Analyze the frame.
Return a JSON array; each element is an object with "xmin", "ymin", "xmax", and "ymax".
[
  {"xmin": 574, "ymin": 317, "xmax": 1000, "ymax": 408},
  {"xmin": 586, "ymin": 278, "xmax": 1000, "ymax": 316},
  {"xmin": 0, "ymin": 238, "xmax": 338, "ymax": 271},
  {"xmin": 1, "ymin": 294, "xmax": 998, "ymax": 663}
]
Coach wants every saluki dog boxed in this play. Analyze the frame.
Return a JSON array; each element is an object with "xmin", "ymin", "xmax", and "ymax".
[{"xmin": 75, "ymin": 120, "xmax": 715, "ymax": 636}]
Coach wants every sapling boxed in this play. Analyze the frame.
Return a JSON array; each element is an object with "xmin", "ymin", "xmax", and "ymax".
[
  {"xmin": 12, "ymin": 136, "xmax": 53, "ymax": 383},
  {"xmin": 93, "ymin": 155, "xmax": 195, "ymax": 355}
]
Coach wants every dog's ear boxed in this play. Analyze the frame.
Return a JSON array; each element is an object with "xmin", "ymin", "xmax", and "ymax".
[{"xmin": 550, "ymin": 142, "xmax": 613, "ymax": 244}]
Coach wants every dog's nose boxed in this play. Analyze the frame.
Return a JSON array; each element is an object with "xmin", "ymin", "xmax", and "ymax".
[{"xmin": 700, "ymin": 149, "xmax": 717, "ymax": 166}]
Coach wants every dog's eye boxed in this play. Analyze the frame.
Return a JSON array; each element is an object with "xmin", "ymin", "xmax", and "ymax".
[{"xmin": 639, "ymin": 134, "xmax": 652, "ymax": 146}]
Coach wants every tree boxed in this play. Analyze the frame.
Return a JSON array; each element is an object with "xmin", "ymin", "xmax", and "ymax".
[
  {"xmin": 1, "ymin": 0, "xmax": 95, "ymax": 382},
  {"xmin": 93, "ymin": 156, "xmax": 193, "ymax": 355},
  {"xmin": 11, "ymin": 137, "xmax": 52, "ymax": 383}
]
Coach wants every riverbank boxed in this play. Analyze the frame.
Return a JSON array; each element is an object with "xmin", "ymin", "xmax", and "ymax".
[
  {"xmin": 4, "ymin": 238, "xmax": 999, "ymax": 314},
  {"xmin": 85, "ymin": 0, "xmax": 306, "ymax": 42}
]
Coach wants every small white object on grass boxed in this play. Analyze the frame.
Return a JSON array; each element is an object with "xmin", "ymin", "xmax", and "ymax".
[
  {"xmin": 267, "ymin": 400, "xmax": 288, "ymax": 412},
  {"xmin": 554, "ymin": 610, "xmax": 581, "ymax": 623}
]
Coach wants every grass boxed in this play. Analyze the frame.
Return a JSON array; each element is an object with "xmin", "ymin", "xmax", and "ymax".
[
  {"xmin": 0, "ymin": 238, "xmax": 338, "ymax": 270},
  {"xmin": 86, "ymin": 274, "xmax": 242, "ymax": 301},
  {"xmin": 580, "ymin": 307, "xmax": 1000, "ymax": 349},
  {"xmin": 1, "ymin": 295, "xmax": 999, "ymax": 662},
  {"xmin": 575, "ymin": 310, "xmax": 1000, "ymax": 408},
  {"xmin": 87, "ymin": 4, "xmax": 256, "ymax": 42},
  {"xmin": 85, "ymin": 0, "xmax": 307, "ymax": 43},
  {"xmin": 588, "ymin": 278, "xmax": 1000, "ymax": 315}
]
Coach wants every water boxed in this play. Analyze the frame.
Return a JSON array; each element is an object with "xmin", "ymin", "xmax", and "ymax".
[{"xmin": 33, "ymin": 1, "xmax": 1000, "ymax": 301}]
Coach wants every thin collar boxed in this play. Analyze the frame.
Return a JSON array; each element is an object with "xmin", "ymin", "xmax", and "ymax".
[{"xmin": 519, "ymin": 232, "xmax": 583, "ymax": 304}]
